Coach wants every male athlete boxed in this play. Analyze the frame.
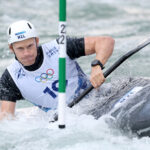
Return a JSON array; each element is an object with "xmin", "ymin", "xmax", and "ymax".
[{"xmin": 0, "ymin": 20, "xmax": 115, "ymax": 120}]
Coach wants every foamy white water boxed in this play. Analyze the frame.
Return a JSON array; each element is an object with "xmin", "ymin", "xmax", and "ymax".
[{"xmin": 0, "ymin": 107, "xmax": 150, "ymax": 150}]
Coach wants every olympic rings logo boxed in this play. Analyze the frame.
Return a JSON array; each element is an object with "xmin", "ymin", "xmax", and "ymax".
[{"xmin": 35, "ymin": 69, "xmax": 55, "ymax": 83}]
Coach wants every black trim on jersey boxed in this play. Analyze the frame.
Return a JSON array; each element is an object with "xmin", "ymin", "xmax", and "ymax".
[
  {"xmin": 0, "ymin": 69, "xmax": 23, "ymax": 102},
  {"xmin": 0, "ymin": 37, "xmax": 85, "ymax": 102},
  {"xmin": 57, "ymin": 37, "xmax": 85, "ymax": 59}
]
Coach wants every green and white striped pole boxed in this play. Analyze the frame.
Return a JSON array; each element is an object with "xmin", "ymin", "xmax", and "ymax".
[{"xmin": 58, "ymin": 0, "xmax": 66, "ymax": 129}]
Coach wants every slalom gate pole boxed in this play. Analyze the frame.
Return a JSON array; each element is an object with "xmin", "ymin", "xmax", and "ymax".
[{"xmin": 58, "ymin": 0, "xmax": 67, "ymax": 129}]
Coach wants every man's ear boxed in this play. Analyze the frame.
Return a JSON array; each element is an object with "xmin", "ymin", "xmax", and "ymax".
[
  {"xmin": 8, "ymin": 44, "xmax": 14, "ymax": 53},
  {"xmin": 35, "ymin": 37, "xmax": 39, "ymax": 46}
]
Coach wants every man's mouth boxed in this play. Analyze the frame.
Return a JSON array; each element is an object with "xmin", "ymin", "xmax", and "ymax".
[{"xmin": 22, "ymin": 56, "xmax": 35, "ymax": 64}]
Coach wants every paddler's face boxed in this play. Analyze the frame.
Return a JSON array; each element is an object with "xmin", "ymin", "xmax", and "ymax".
[{"xmin": 9, "ymin": 37, "xmax": 39, "ymax": 66}]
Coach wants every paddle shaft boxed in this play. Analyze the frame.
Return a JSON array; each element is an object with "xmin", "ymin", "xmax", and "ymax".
[{"xmin": 68, "ymin": 38, "xmax": 150, "ymax": 108}]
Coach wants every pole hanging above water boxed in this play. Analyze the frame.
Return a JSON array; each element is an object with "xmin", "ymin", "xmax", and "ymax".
[{"xmin": 58, "ymin": 0, "xmax": 67, "ymax": 129}]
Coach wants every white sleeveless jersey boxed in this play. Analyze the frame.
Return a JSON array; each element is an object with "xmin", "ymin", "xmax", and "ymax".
[{"xmin": 7, "ymin": 40, "xmax": 90, "ymax": 112}]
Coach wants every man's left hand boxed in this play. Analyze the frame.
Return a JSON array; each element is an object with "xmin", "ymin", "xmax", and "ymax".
[{"xmin": 90, "ymin": 66, "xmax": 105, "ymax": 88}]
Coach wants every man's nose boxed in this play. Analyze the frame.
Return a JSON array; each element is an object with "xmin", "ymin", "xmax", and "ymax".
[{"xmin": 23, "ymin": 48, "xmax": 30, "ymax": 56}]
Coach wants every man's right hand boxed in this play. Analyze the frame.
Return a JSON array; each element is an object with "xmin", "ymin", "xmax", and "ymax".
[{"xmin": 0, "ymin": 101, "xmax": 16, "ymax": 120}]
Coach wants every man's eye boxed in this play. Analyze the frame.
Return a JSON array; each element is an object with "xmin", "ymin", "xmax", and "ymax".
[
  {"xmin": 18, "ymin": 48, "xmax": 24, "ymax": 50},
  {"xmin": 27, "ymin": 45, "xmax": 31, "ymax": 49}
]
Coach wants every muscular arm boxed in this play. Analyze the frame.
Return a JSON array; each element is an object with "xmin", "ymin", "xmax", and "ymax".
[
  {"xmin": 0, "ymin": 69, "xmax": 23, "ymax": 120},
  {"xmin": 85, "ymin": 36, "xmax": 114, "ymax": 65},
  {"xmin": 84, "ymin": 36, "xmax": 115, "ymax": 88},
  {"xmin": 66, "ymin": 36, "xmax": 114, "ymax": 88}
]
